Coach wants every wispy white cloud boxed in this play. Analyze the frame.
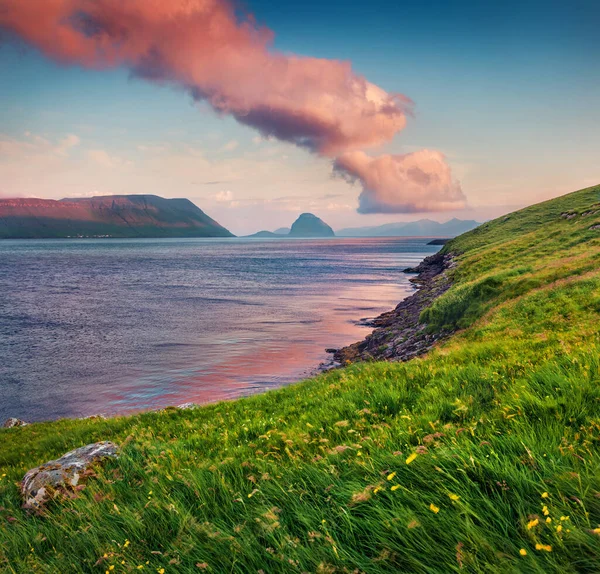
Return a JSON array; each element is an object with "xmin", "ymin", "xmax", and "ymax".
[
  {"xmin": 220, "ymin": 140, "xmax": 239, "ymax": 152},
  {"xmin": 86, "ymin": 149, "xmax": 128, "ymax": 168},
  {"xmin": 213, "ymin": 190, "xmax": 234, "ymax": 202},
  {"xmin": 56, "ymin": 133, "xmax": 80, "ymax": 156}
]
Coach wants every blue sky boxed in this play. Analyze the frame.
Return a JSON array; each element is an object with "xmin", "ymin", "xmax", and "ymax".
[{"xmin": 0, "ymin": 0, "xmax": 598, "ymax": 234}]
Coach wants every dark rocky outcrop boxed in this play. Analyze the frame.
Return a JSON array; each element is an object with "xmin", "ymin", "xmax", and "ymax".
[
  {"xmin": 289, "ymin": 213, "xmax": 335, "ymax": 237},
  {"xmin": 21, "ymin": 442, "xmax": 119, "ymax": 509},
  {"xmin": 0, "ymin": 195, "xmax": 234, "ymax": 239},
  {"xmin": 334, "ymin": 251, "xmax": 455, "ymax": 364}
]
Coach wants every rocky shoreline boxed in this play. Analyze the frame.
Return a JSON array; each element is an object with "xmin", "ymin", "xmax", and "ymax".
[{"xmin": 331, "ymin": 249, "xmax": 456, "ymax": 364}]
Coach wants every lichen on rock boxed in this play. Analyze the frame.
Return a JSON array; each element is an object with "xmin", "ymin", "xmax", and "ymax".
[
  {"xmin": 21, "ymin": 441, "xmax": 119, "ymax": 510},
  {"xmin": 3, "ymin": 418, "xmax": 28, "ymax": 428}
]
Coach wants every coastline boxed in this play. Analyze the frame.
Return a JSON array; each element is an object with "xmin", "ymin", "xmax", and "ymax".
[
  {"xmin": 331, "ymin": 249, "xmax": 455, "ymax": 364},
  {"xmin": 2, "ymin": 238, "xmax": 437, "ymax": 425}
]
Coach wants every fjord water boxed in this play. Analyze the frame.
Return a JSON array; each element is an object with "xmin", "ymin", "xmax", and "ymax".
[{"xmin": 0, "ymin": 238, "xmax": 438, "ymax": 421}]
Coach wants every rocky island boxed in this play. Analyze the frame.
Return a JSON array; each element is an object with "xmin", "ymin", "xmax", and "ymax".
[{"xmin": 247, "ymin": 213, "xmax": 335, "ymax": 238}]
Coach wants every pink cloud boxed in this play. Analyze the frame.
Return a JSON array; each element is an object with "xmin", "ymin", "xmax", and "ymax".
[
  {"xmin": 0, "ymin": 0, "xmax": 464, "ymax": 213},
  {"xmin": 335, "ymin": 150, "xmax": 466, "ymax": 213}
]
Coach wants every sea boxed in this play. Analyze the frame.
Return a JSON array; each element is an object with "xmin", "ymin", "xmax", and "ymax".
[{"xmin": 0, "ymin": 237, "xmax": 439, "ymax": 421}]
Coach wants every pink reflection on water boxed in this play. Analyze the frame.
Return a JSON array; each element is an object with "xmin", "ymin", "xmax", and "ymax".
[{"xmin": 102, "ymin": 279, "xmax": 413, "ymax": 415}]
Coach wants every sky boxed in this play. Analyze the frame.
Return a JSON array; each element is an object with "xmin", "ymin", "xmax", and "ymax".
[{"xmin": 0, "ymin": 0, "xmax": 598, "ymax": 235}]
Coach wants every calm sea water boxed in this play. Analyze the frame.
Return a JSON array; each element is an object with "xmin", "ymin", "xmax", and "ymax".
[{"xmin": 0, "ymin": 237, "xmax": 438, "ymax": 421}]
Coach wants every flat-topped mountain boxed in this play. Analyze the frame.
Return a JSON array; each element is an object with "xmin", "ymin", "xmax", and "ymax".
[
  {"xmin": 0, "ymin": 195, "xmax": 234, "ymax": 238},
  {"xmin": 289, "ymin": 213, "xmax": 335, "ymax": 237}
]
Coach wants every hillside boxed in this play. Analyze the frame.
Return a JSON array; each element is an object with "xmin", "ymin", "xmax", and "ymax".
[
  {"xmin": 337, "ymin": 218, "xmax": 481, "ymax": 237},
  {"xmin": 1, "ymin": 185, "xmax": 600, "ymax": 572},
  {"xmin": 0, "ymin": 195, "xmax": 234, "ymax": 238}
]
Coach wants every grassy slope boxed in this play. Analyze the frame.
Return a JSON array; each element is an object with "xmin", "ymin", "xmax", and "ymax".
[{"xmin": 1, "ymin": 185, "xmax": 600, "ymax": 573}]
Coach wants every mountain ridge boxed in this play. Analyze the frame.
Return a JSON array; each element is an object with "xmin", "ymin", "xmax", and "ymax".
[
  {"xmin": 337, "ymin": 217, "xmax": 481, "ymax": 237},
  {"xmin": 0, "ymin": 195, "xmax": 234, "ymax": 238}
]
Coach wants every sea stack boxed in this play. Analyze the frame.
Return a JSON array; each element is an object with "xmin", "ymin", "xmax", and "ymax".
[{"xmin": 289, "ymin": 213, "xmax": 335, "ymax": 237}]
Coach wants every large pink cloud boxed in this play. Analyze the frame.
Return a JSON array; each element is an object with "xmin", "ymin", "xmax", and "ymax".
[
  {"xmin": 335, "ymin": 150, "xmax": 466, "ymax": 213},
  {"xmin": 0, "ymin": 0, "xmax": 464, "ymax": 213}
]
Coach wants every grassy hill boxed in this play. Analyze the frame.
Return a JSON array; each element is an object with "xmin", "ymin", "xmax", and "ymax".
[{"xmin": 1, "ymin": 185, "xmax": 600, "ymax": 573}]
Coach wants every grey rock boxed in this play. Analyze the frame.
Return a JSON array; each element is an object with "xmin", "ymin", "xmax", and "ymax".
[
  {"xmin": 177, "ymin": 402, "xmax": 199, "ymax": 410},
  {"xmin": 21, "ymin": 441, "xmax": 118, "ymax": 509},
  {"xmin": 3, "ymin": 418, "xmax": 28, "ymax": 428}
]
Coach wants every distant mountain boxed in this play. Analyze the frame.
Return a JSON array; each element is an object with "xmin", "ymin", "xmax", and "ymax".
[
  {"xmin": 245, "ymin": 230, "xmax": 280, "ymax": 238},
  {"xmin": 336, "ymin": 218, "xmax": 481, "ymax": 238},
  {"xmin": 289, "ymin": 213, "xmax": 335, "ymax": 237},
  {"xmin": 246, "ymin": 217, "xmax": 334, "ymax": 239},
  {"xmin": 0, "ymin": 195, "xmax": 234, "ymax": 239}
]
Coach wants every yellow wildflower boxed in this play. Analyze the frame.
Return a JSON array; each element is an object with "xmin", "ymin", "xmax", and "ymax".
[
  {"xmin": 527, "ymin": 519, "xmax": 539, "ymax": 530},
  {"xmin": 448, "ymin": 493, "xmax": 460, "ymax": 501},
  {"xmin": 535, "ymin": 544, "xmax": 552, "ymax": 552},
  {"xmin": 556, "ymin": 525, "xmax": 563, "ymax": 533},
  {"xmin": 546, "ymin": 517, "xmax": 552, "ymax": 523},
  {"xmin": 560, "ymin": 516, "xmax": 569, "ymax": 521},
  {"xmin": 373, "ymin": 486, "xmax": 382, "ymax": 494},
  {"xmin": 592, "ymin": 528, "xmax": 600, "ymax": 535},
  {"xmin": 124, "ymin": 540, "xmax": 130, "ymax": 548},
  {"xmin": 519, "ymin": 549, "xmax": 527, "ymax": 556},
  {"xmin": 391, "ymin": 485, "xmax": 400, "ymax": 491},
  {"xmin": 541, "ymin": 492, "xmax": 549, "ymax": 498},
  {"xmin": 387, "ymin": 472, "xmax": 396, "ymax": 481},
  {"xmin": 429, "ymin": 503, "xmax": 440, "ymax": 514},
  {"xmin": 405, "ymin": 453, "xmax": 417, "ymax": 465},
  {"xmin": 542, "ymin": 505, "xmax": 549, "ymax": 515}
]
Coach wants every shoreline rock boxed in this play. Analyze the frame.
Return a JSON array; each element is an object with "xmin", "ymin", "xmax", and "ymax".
[
  {"xmin": 21, "ymin": 441, "xmax": 119, "ymax": 510},
  {"xmin": 334, "ymin": 250, "xmax": 455, "ymax": 364},
  {"xmin": 3, "ymin": 418, "xmax": 29, "ymax": 428}
]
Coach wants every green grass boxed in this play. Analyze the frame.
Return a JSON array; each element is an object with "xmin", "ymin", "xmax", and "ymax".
[{"xmin": 2, "ymin": 185, "xmax": 600, "ymax": 573}]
